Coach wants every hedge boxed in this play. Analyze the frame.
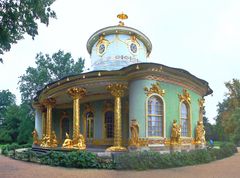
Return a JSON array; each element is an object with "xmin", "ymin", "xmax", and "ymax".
[
  {"xmin": 1, "ymin": 142, "xmax": 237, "ymax": 170},
  {"xmin": 114, "ymin": 142, "xmax": 238, "ymax": 170}
]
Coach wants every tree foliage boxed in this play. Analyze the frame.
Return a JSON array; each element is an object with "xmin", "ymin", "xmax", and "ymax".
[
  {"xmin": 216, "ymin": 79, "xmax": 240, "ymax": 144},
  {"xmin": 0, "ymin": 0, "xmax": 56, "ymax": 62},
  {"xmin": 0, "ymin": 103, "xmax": 34, "ymax": 144},
  {"xmin": 18, "ymin": 50, "xmax": 85, "ymax": 103},
  {"xmin": 0, "ymin": 89, "xmax": 16, "ymax": 118}
]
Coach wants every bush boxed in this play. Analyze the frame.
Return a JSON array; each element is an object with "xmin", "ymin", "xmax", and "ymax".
[
  {"xmin": 114, "ymin": 143, "xmax": 237, "ymax": 170},
  {"xmin": 1, "ymin": 143, "xmax": 32, "ymax": 156},
  {"xmin": 39, "ymin": 151, "xmax": 113, "ymax": 169}
]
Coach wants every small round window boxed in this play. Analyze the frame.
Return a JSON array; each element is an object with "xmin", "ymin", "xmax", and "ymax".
[
  {"xmin": 98, "ymin": 43, "xmax": 106, "ymax": 55},
  {"xmin": 130, "ymin": 43, "xmax": 138, "ymax": 54}
]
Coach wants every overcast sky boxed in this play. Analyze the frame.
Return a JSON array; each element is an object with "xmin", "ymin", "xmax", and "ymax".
[{"xmin": 0, "ymin": 0, "xmax": 240, "ymax": 123}]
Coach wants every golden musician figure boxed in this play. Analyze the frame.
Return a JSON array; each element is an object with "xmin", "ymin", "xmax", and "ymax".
[{"xmin": 170, "ymin": 120, "xmax": 181, "ymax": 145}]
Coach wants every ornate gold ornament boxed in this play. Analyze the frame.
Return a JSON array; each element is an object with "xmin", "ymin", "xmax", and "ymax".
[
  {"xmin": 96, "ymin": 36, "xmax": 109, "ymax": 56},
  {"xmin": 170, "ymin": 120, "xmax": 181, "ymax": 145},
  {"xmin": 126, "ymin": 35, "xmax": 140, "ymax": 55},
  {"xmin": 178, "ymin": 89, "xmax": 191, "ymax": 103},
  {"xmin": 67, "ymin": 87, "xmax": 86, "ymax": 100},
  {"xmin": 32, "ymin": 129, "xmax": 39, "ymax": 145},
  {"xmin": 117, "ymin": 12, "xmax": 128, "ymax": 26},
  {"xmin": 129, "ymin": 120, "xmax": 140, "ymax": 147},
  {"xmin": 198, "ymin": 98, "xmax": 205, "ymax": 109},
  {"xmin": 195, "ymin": 121, "xmax": 206, "ymax": 145},
  {"xmin": 144, "ymin": 82, "xmax": 165, "ymax": 96},
  {"xmin": 106, "ymin": 83, "xmax": 127, "ymax": 98}
]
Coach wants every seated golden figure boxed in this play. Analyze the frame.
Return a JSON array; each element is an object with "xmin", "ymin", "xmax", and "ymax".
[
  {"xmin": 51, "ymin": 131, "xmax": 58, "ymax": 147},
  {"xmin": 195, "ymin": 121, "xmax": 206, "ymax": 144},
  {"xmin": 62, "ymin": 133, "xmax": 73, "ymax": 148},
  {"xmin": 40, "ymin": 134, "xmax": 51, "ymax": 147},
  {"xmin": 73, "ymin": 134, "xmax": 86, "ymax": 150},
  {"xmin": 170, "ymin": 120, "xmax": 181, "ymax": 145},
  {"xmin": 32, "ymin": 129, "xmax": 39, "ymax": 145},
  {"xmin": 129, "ymin": 119, "xmax": 140, "ymax": 147}
]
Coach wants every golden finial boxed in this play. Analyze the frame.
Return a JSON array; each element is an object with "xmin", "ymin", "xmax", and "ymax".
[{"xmin": 117, "ymin": 12, "xmax": 128, "ymax": 26}]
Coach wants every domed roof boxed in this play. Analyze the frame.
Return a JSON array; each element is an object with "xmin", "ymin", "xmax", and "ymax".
[{"xmin": 86, "ymin": 25, "xmax": 152, "ymax": 56}]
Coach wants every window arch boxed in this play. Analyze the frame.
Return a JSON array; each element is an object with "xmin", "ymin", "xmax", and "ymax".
[
  {"xmin": 180, "ymin": 101, "xmax": 190, "ymax": 137},
  {"xmin": 147, "ymin": 95, "xmax": 164, "ymax": 137}
]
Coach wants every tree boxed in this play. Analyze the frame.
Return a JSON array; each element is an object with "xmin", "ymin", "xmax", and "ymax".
[
  {"xmin": 18, "ymin": 50, "xmax": 85, "ymax": 103},
  {"xmin": 0, "ymin": 103, "xmax": 34, "ymax": 144},
  {"xmin": 0, "ymin": 89, "xmax": 16, "ymax": 118},
  {"xmin": 17, "ymin": 103, "xmax": 34, "ymax": 144},
  {"xmin": 0, "ymin": 104, "xmax": 21, "ymax": 143},
  {"xmin": 216, "ymin": 79, "xmax": 240, "ymax": 144},
  {"xmin": 0, "ymin": 0, "xmax": 56, "ymax": 62}
]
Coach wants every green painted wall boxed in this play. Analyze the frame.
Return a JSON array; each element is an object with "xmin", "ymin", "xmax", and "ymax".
[{"xmin": 129, "ymin": 79, "xmax": 202, "ymax": 138}]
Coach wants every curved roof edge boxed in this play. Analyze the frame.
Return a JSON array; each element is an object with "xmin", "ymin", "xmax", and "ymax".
[{"xmin": 34, "ymin": 62, "xmax": 213, "ymax": 101}]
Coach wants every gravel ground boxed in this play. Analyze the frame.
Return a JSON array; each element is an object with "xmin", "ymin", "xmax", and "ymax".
[{"xmin": 0, "ymin": 151, "xmax": 240, "ymax": 178}]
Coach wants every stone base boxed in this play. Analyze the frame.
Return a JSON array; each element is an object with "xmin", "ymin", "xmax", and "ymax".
[
  {"xmin": 128, "ymin": 145, "xmax": 150, "ymax": 152},
  {"xmin": 170, "ymin": 144, "xmax": 181, "ymax": 153},
  {"xmin": 195, "ymin": 143, "xmax": 206, "ymax": 149},
  {"xmin": 106, "ymin": 146, "xmax": 127, "ymax": 152}
]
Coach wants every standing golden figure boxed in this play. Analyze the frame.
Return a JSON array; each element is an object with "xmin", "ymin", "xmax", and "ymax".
[
  {"xmin": 129, "ymin": 119, "xmax": 140, "ymax": 147},
  {"xmin": 195, "ymin": 121, "xmax": 206, "ymax": 144},
  {"xmin": 170, "ymin": 120, "xmax": 181, "ymax": 145},
  {"xmin": 32, "ymin": 129, "xmax": 39, "ymax": 145}
]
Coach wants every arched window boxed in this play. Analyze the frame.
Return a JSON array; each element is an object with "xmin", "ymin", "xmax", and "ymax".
[
  {"xmin": 105, "ymin": 111, "xmax": 114, "ymax": 138},
  {"xmin": 86, "ymin": 112, "xmax": 94, "ymax": 139},
  {"xmin": 147, "ymin": 95, "xmax": 164, "ymax": 137},
  {"xmin": 181, "ymin": 102, "xmax": 189, "ymax": 137}
]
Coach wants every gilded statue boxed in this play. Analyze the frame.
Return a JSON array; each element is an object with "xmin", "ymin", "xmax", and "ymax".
[
  {"xmin": 62, "ymin": 133, "xmax": 73, "ymax": 148},
  {"xmin": 73, "ymin": 134, "xmax": 86, "ymax": 150},
  {"xmin": 40, "ymin": 134, "xmax": 50, "ymax": 147},
  {"xmin": 51, "ymin": 131, "xmax": 58, "ymax": 147},
  {"xmin": 129, "ymin": 119, "xmax": 140, "ymax": 147},
  {"xmin": 195, "ymin": 121, "xmax": 206, "ymax": 144},
  {"xmin": 32, "ymin": 129, "xmax": 39, "ymax": 145},
  {"xmin": 170, "ymin": 120, "xmax": 181, "ymax": 145}
]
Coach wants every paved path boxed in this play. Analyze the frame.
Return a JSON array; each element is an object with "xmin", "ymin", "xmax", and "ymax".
[{"xmin": 1, "ymin": 152, "xmax": 240, "ymax": 178}]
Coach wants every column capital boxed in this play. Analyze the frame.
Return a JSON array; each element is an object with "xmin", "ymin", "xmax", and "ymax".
[
  {"xmin": 67, "ymin": 87, "xmax": 86, "ymax": 99},
  {"xmin": 43, "ymin": 98, "xmax": 56, "ymax": 107},
  {"xmin": 106, "ymin": 83, "xmax": 127, "ymax": 97}
]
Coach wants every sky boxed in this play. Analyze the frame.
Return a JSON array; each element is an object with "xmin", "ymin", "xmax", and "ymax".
[{"xmin": 0, "ymin": 0, "xmax": 240, "ymax": 123}]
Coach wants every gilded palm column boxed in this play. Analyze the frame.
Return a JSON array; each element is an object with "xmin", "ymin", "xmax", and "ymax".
[
  {"xmin": 198, "ymin": 98, "xmax": 205, "ymax": 122},
  {"xmin": 43, "ymin": 98, "xmax": 56, "ymax": 137},
  {"xmin": 40, "ymin": 105, "xmax": 47, "ymax": 136},
  {"xmin": 106, "ymin": 83, "xmax": 127, "ymax": 152},
  {"xmin": 67, "ymin": 87, "xmax": 86, "ymax": 140}
]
